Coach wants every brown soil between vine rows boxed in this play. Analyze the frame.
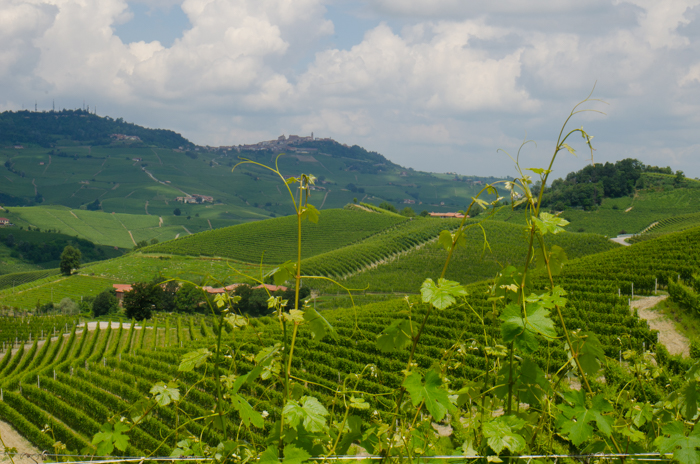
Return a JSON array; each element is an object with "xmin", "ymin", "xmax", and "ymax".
[
  {"xmin": 633, "ymin": 295, "xmax": 690, "ymax": 357},
  {"xmin": 0, "ymin": 421, "xmax": 42, "ymax": 464}
]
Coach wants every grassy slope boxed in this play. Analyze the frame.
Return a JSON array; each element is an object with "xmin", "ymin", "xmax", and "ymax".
[{"xmin": 143, "ymin": 208, "xmax": 409, "ymax": 264}]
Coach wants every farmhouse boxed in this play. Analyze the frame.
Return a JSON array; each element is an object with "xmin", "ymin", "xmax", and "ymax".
[
  {"xmin": 0, "ymin": 218, "xmax": 13, "ymax": 226},
  {"xmin": 175, "ymin": 194, "xmax": 214, "ymax": 204},
  {"xmin": 429, "ymin": 212, "xmax": 467, "ymax": 219}
]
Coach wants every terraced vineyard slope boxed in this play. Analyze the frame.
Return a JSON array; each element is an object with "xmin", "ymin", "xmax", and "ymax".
[
  {"xmin": 2, "ymin": 228, "xmax": 699, "ymax": 456},
  {"xmin": 142, "ymin": 208, "xmax": 409, "ymax": 263}
]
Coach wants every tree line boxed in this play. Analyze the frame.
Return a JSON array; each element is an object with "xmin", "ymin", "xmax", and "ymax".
[
  {"xmin": 539, "ymin": 158, "xmax": 685, "ymax": 210},
  {"xmin": 0, "ymin": 109, "xmax": 193, "ymax": 148},
  {"xmin": 88, "ymin": 279, "xmax": 311, "ymax": 320}
]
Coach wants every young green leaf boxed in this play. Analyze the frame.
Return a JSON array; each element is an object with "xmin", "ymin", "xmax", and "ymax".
[
  {"xmin": 558, "ymin": 391, "xmax": 613, "ymax": 446},
  {"xmin": 376, "ymin": 319, "xmax": 412, "ymax": 353},
  {"xmin": 230, "ymin": 393, "xmax": 264, "ymax": 428},
  {"xmin": 300, "ymin": 204, "xmax": 320, "ymax": 223},
  {"xmin": 533, "ymin": 212, "xmax": 569, "ymax": 235},
  {"xmin": 438, "ymin": 230, "xmax": 453, "ymax": 251},
  {"xmin": 403, "ymin": 369, "xmax": 455, "ymax": 421},
  {"xmin": 421, "ymin": 278, "xmax": 467, "ymax": 310},
  {"xmin": 266, "ymin": 261, "xmax": 296, "ymax": 286},
  {"xmin": 569, "ymin": 331, "xmax": 605, "ymax": 376},
  {"xmin": 655, "ymin": 421, "xmax": 700, "ymax": 464},
  {"xmin": 483, "ymin": 415, "xmax": 527, "ymax": 454},
  {"xmin": 92, "ymin": 422, "xmax": 130, "ymax": 456},
  {"xmin": 560, "ymin": 143, "xmax": 577, "ymax": 156},
  {"xmin": 304, "ymin": 307, "xmax": 337, "ymax": 341},
  {"xmin": 225, "ymin": 314, "xmax": 248, "ymax": 329},
  {"xmin": 150, "ymin": 382, "xmax": 180, "ymax": 406},
  {"xmin": 178, "ymin": 348, "xmax": 212, "ymax": 372},
  {"xmin": 282, "ymin": 396, "xmax": 329, "ymax": 433}
]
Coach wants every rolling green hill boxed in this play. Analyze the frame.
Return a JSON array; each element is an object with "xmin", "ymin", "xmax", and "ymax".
[
  {"xmin": 3, "ymin": 226, "xmax": 698, "ymax": 457},
  {"xmin": 142, "ymin": 208, "xmax": 409, "ymax": 263},
  {"xmin": 307, "ymin": 219, "xmax": 620, "ymax": 295},
  {"xmin": 1, "ymin": 111, "xmax": 505, "ymax": 248}
]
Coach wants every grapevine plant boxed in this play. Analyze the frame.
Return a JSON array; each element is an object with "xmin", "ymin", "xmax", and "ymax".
[{"xmin": 69, "ymin": 95, "xmax": 700, "ymax": 464}]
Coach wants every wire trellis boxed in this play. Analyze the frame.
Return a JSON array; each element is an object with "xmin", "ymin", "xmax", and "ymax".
[{"xmin": 0, "ymin": 451, "xmax": 676, "ymax": 463}]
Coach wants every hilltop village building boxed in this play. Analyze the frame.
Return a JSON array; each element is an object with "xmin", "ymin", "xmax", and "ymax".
[
  {"xmin": 175, "ymin": 194, "xmax": 214, "ymax": 204},
  {"xmin": 232, "ymin": 133, "xmax": 319, "ymax": 152}
]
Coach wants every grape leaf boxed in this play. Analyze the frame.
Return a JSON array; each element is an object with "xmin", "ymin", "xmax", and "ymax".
[
  {"xmin": 533, "ymin": 245, "xmax": 568, "ymax": 276},
  {"xmin": 178, "ymin": 348, "xmax": 211, "ymax": 372},
  {"xmin": 150, "ymin": 382, "xmax": 180, "ymax": 406},
  {"xmin": 569, "ymin": 331, "xmax": 605, "ymax": 376},
  {"xmin": 376, "ymin": 319, "xmax": 412, "ymax": 353},
  {"xmin": 558, "ymin": 390, "xmax": 613, "ymax": 446},
  {"xmin": 678, "ymin": 381, "xmax": 700, "ymax": 421},
  {"xmin": 421, "ymin": 278, "xmax": 467, "ymax": 310},
  {"xmin": 300, "ymin": 204, "xmax": 320, "ymax": 223},
  {"xmin": 266, "ymin": 261, "xmax": 296, "ymax": 286},
  {"xmin": 304, "ymin": 307, "xmax": 337, "ymax": 341},
  {"xmin": 533, "ymin": 212, "xmax": 569, "ymax": 235},
  {"xmin": 438, "ymin": 229, "xmax": 466, "ymax": 251},
  {"xmin": 655, "ymin": 421, "xmax": 700, "ymax": 464},
  {"xmin": 283, "ymin": 445, "xmax": 311, "ymax": 464},
  {"xmin": 403, "ymin": 369, "xmax": 454, "ymax": 421},
  {"xmin": 230, "ymin": 393, "xmax": 264, "ymax": 428},
  {"xmin": 483, "ymin": 415, "xmax": 526, "ymax": 454},
  {"xmin": 282, "ymin": 396, "xmax": 329, "ymax": 433},
  {"xmin": 92, "ymin": 422, "xmax": 130, "ymax": 456}
]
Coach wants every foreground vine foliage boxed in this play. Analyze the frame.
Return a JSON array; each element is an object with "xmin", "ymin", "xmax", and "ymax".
[{"xmin": 78, "ymin": 96, "xmax": 700, "ymax": 464}]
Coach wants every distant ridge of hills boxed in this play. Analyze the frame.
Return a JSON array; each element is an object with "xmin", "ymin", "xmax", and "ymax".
[{"xmin": 0, "ymin": 109, "xmax": 193, "ymax": 149}]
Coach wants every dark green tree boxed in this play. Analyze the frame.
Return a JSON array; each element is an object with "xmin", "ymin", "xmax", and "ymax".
[
  {"xmin": 92, "ymin": 289, "xmax": 118, "ymax": 317},
  {"xmin": 123, "ymin": 282, "xmax": 159, "ymax": 321},
  {"xmin": 59, "ymin": 245, "xmax": 81, "ymax": 275},
  {"xmin": 378, "ymin": 201, "xmax": 397, "ymax": 213},
  {"xmin": 86, "ymin": 199, "xmax": 101, "ymax": 211},
  {"xmin": 174, "ymin": 283, "xmax": 204, "ymax": 313},
  {"xmin": 173, "ymin": 208, "xmax": 181, "ymax": 216},
  {"xmin": 674, "ymin": 170, "xmax": 685, "ymax": 187},
  {"xmin": 400, "ymin": 207, "xmax": 416, "ymax": 217}
]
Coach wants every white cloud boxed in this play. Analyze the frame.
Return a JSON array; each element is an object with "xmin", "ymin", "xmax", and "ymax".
[{"xmin": 1, "ymin": 0, "xmax": 700, "ymax": 177}]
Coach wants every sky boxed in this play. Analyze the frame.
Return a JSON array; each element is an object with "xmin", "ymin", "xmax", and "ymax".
[{"xmin": 3, "ymin": 0, "xmax": 700, "ymax": 179}]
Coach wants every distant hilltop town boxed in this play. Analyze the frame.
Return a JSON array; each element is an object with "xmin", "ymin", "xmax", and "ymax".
[{"xmin": 210, "ymin": 133, "xmax": 340, "ymax": 153}]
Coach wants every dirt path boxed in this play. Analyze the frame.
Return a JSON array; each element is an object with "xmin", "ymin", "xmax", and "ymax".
[
  {"xmin": 633, "ymin": 295, "xmax": 690, "ymax": 357},
  {"xmin": 128, "ymin": 230, "xmax": 136, "ymax": 246},
  {"xmin": 31, "ymin": 179, "xmax": 37, "ymax": 196},
  {"xmin": 319, "ymin": 190, "xmax": 330, "ymax": 209},
  {"xmin": 42, "ymin": 154, "xmax": 51, "ymax": 174},
  {"xmin": 69, "ymin": 211, "xmax": 78, "ymax": 219},
  {"xmin": 0, "ymin": 421, "xmax": 42, "ymax": 464},
  {"xmin": 159, "ymin": 216, "xmax": 163, "ymax": 227},
  {"xmin": 152, "ymin": 148, "xmax": 163, "ymax": 165},
  {"xmin": 145, "ymin": 200, "xmax": 149, "ymax": 215},
  {"xmin": 207, "ymin": 219, "xmax": 212, "ymax": 230},
  {"xmin": 610, "ymin": 236, "xmax": 631, "ymax": 246}
]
